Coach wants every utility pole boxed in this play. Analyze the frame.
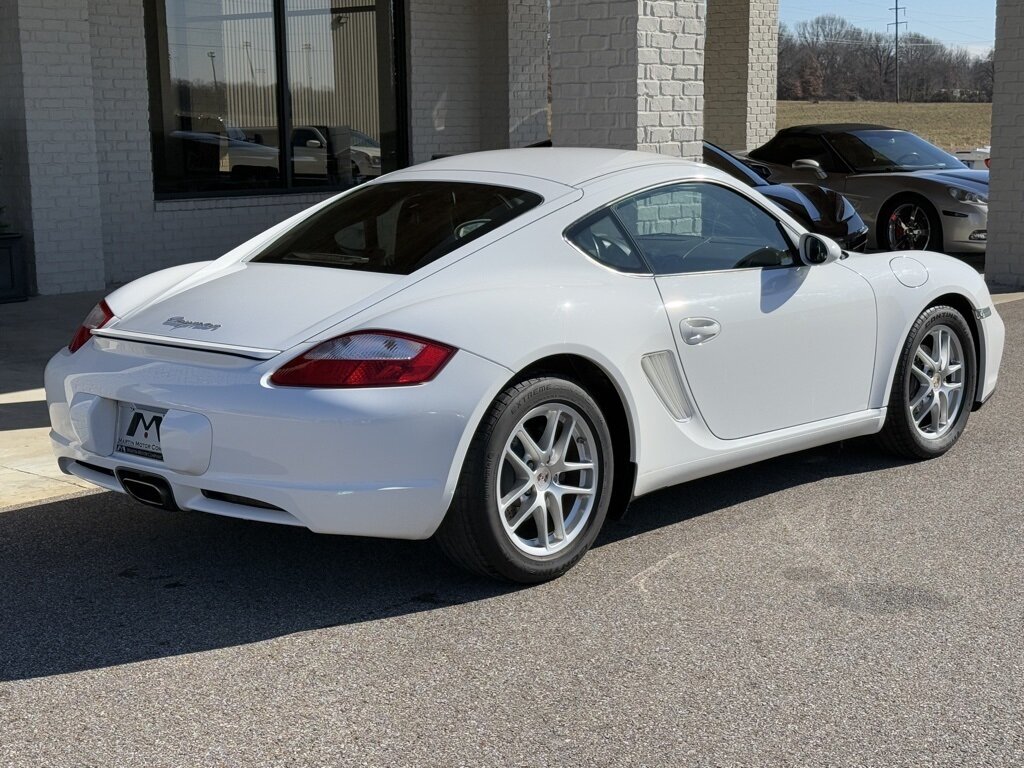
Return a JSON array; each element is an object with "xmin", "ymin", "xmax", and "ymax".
[
  {"xmin": 888, "ymin": 1, "xmax": 907, "ymax": 103},
  {"xmin": 207, "ymin": 50, "xmax": 219, "ymax": 91},
  {"xmin": 242, "ymin": 41, "xmax": 256, "ymax": 83}
]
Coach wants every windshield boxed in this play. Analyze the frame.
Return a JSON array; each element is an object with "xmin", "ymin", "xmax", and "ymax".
[
  {"xmin": 351, "ymin": 130, "xmax": 380, "ymax": 148},
  {"xmin": 252, "ymin": 181, "xmax": 542, "ymax": 274},
  {"xmin": 828, "ymin": 130, "xmax": 966, "ymax": 173}
]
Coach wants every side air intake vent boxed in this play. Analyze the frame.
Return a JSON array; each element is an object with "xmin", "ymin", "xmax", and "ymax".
[{"xmin": 641, "ymin": 351, "xmax": 693, "ymax": 422}]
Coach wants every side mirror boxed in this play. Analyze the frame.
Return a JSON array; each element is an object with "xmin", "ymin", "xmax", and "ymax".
[
  {"xmin": 748, "ymin": 162, "xmax": 772, "ymax": 180},
  {"xmin": 792, "ymin": 158, "xmax": 827, "ymax": 180},
  {"xmin": 799, "ymin": 233, "xmax": 842, "ymax": 266},
  {"xmin": 305, "ymin": 139, "xmax": 323, "ymax": 148}
]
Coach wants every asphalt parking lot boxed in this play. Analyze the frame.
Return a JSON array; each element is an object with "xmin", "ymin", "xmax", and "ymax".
[{"xmin": 1, "ymin": 299, "xmax": 1022, "ymax": 767}]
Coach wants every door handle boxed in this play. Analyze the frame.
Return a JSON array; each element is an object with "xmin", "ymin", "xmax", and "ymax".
[{"xmin": 680, "ymin": 317, "xmax": 721, "ymax": 345}]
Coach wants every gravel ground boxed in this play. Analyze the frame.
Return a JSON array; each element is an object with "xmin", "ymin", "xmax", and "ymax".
[{"xmin": 1, "ymin": 300, "xmax": 1022, "ymax": 767}]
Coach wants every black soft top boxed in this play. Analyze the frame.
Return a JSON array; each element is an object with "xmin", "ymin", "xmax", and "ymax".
[{"xmin": 778, "ymin": 123, "xmax": 895, "ymax": 135}]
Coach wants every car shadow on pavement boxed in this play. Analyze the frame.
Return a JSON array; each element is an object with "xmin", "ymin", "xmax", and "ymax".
[
  {"xmin": 597, "ymin": 436, "xmax": 911, "ymax": 545},
  {"xmin": 0, "ymin": 437, "xmax": 909, "ymax": 683},
  {"xmin": 0, "ymin": 399, "xmax": 50, "ymax": 431}
]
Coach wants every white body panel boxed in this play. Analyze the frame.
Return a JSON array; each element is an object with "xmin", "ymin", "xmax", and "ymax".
[
  {"xmin": 656, "ymin": 263, "xmax": 876, "ymax": 439},
  {"xmin": 45, "ymin": 149, "xmax": 1005, "ymax": 539}
]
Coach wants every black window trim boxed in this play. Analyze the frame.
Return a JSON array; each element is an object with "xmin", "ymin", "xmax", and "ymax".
[
  {"xmin": 563, "ymin": 179, "xmax": 803, "ymax": 278},
  {"xmin": 143, "ymin": 0, "xmax": 410, "ymax": 201}
]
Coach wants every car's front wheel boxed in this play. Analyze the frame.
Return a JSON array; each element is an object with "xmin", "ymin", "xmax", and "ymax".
[
  {"xmin": 436, "ymin": 376, "xmax": 614, "ymax": 582},
  {"xmin": 878, "ymin": 305, "xmax": 977, "ymax": 459},
  {"xmin": 881, "ymin": 195, "xmax": 942, "ymax": 251}
]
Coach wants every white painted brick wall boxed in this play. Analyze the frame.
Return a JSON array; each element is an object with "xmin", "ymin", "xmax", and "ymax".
[
  {"xmin": 408, "ymin": 0, "xmax": 491, "ymax": 163},
  {"xmin": 705, "ymin": 0, "xmax": 777, "ymax": 151},
  {"xmin": 550, "ymin": 0, "xmax": 705, "ymax": 161},
  {"xmin": 407, "ymin": 0, "xmax": 548, "ymax": 164},
  {"xmin": 637, "ymin": 0, "xmax": 705, "ymax": 160},
  {"xmin": 987, "ymin": 0, "xmax": 1024, "ymax": 289},
  {"xmin": 12, "ymin": 0, "xmax": 106, "ymax": 294},
  {"xmin": 508, "ymin": 0, "xmax": 550, "ymax": 148}
]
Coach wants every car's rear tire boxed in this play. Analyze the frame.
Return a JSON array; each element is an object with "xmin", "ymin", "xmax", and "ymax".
[
  {"xmin": 878, "ymin": 305, "xmax": 977, "ymax": 459},
  {"xmin": 436, "ymin": 376, "xmax": 614, "ymax": 583},
  {"xmin": 880, "ymin": 195, "xmax": 943, "ymax": 252}
]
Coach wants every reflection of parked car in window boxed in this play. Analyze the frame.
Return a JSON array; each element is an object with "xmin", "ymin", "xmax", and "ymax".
[
  {"xmin": 745, "ymin": 125, "xmax": 988, "ymax": 255},
  {"xmin": 168, "ymin": 121, "xmax": 378, "ymax": 184},
  {"xmin": 702, "ymin": 141, "xmax": 868, "ymax": 252},
  {"xmin": 349, "ymin": 130, "xmax": 382, "ymax": 178}
]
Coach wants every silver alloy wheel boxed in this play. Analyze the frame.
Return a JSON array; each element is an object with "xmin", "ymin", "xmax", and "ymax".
[
  {"xmin": 497, "ymin": 404, "xmax": 598, "ymax": 557},
  {"xmin": 907, "ymin": 324, "xmax": 965, "ymax": 440},
  {"xmin": 887, "ymin": 203, "xmax": 932, "ymax": 250}
]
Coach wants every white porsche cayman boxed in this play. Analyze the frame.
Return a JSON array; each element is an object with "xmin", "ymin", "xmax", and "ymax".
[{"xmin": 46, "ymin": 149, "xmax": 1005, "ymax": 582}]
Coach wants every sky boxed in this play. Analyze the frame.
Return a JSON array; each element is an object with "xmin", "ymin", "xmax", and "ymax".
[{"xmin": 780, "ymin": 0, "xmax": 997, "ymax": 56}]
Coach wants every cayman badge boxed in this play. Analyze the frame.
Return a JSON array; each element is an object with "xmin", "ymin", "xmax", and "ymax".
[{"xmin": 163, "ymin": 316, "xmax": 222, "ymax": 331}]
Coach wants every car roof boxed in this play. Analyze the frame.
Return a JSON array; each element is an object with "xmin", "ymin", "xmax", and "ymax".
[
  {"xmin": 400, "ymin": 147, "xmax": 704, "ymax": 187},
  {"xmin": 778, "ymin": 123, "xmax": 895, "ymax": 136}
]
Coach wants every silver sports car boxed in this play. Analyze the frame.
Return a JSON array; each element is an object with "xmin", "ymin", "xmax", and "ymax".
[{"xmin": 745, "ymin": 124, "xmax": 988, "ymax": 255}]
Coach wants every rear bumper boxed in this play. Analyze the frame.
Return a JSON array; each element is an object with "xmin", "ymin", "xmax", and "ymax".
[{"xmin": 45, "ymin": 338, "xmax": 510, "ymax": 539}]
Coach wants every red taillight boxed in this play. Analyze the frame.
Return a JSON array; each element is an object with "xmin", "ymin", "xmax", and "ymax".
[
  {"xmin": 985, "ymin": 157, "xmax": 991, "ymax": 169},
  {"xmin": 68, "ymin": 300, "xmax": 114, "ymax": 353},
  {"xmin": 270, "ymin": 331, "xmax": 456, "ymax": 388}
]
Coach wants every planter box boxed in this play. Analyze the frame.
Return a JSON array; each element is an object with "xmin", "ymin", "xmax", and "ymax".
[{"xmin": 0, "ymin": 232, "xmax": 28, "ymax": 303}]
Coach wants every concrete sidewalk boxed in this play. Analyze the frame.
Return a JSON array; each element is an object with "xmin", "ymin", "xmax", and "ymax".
[
  {"xmin": 2, "ymin": 286, "xmax": 1023, "ymax": 511},
  {"xmin": 0, "ymin": 291, "xmax": 105, "ymax": 508}
]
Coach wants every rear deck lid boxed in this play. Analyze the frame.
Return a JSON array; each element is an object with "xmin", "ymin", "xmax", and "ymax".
[{"xmin": 100, "ymin": 263, "xmax": 400, "ymax": 356}]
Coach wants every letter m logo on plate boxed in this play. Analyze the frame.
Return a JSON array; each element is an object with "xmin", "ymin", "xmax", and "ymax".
[{"xmin": 127, "ymin": 411, "xmax": 162, "ymax": 440}]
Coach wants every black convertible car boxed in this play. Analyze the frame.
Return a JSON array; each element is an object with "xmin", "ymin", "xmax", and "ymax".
[{"xmin": 702, "ymin": 140, "xmax": 869, "ymax": 252}]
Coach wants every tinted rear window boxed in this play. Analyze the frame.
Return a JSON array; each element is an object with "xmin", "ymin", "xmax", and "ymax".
[{"xmin": 253, "ymin": 181, "xmax": 543, "ymax": 274}]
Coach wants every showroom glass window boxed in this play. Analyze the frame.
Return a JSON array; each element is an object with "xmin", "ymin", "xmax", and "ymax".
[{"xmin": 144, "ymin": 0, "xmax": 406, "ymax": 197}]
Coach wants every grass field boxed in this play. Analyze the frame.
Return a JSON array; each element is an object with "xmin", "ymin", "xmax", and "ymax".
[{"xmin": 777, "ymin": 101, "xmax": 992, "ymax": 152}]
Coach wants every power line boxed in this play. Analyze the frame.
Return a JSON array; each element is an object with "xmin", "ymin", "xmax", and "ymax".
[{"xmin": 889, "ymin": 0, "xmax": 908, "ymax": 102}]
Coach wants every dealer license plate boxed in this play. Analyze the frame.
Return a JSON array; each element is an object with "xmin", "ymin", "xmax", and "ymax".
[{"xmin": 115, "ymin": 403, "xmax": 166, "ymax": 461}]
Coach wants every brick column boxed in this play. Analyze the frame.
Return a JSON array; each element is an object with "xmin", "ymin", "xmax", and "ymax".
[
  {"xmin": 986, "ymin": 0, "xmax": 1024, "ymax": 289},
  {"xmin": 508, "ymin": 0, "xmax": 550, "ymax": 148},
  {"xmin": 549, "ymin": 0, "xmax": 705, "ymax": 161},
  {"xmin": 408, "ymin": 0, "xmax": 550, "ymax": 164},
  {"xmin": 0, "ymin": 0, "xmax": 105, "ymax": 294},
  {"xmin": 704, "ymin": 0, "xmax": 778, "ymax": 151}
]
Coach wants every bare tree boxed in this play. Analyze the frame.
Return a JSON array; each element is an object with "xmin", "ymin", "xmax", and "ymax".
[{"xmin": 779, "ymin": 14, "xmax": 992, "ymax": 103}]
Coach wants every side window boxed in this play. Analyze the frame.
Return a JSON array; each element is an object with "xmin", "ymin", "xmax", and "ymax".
[
  {"xmin": 566, "ymin": 211, "xmax": 648, "ymax": 273},
  {"xmin": 612, "ymin": 182, "xmax": 796, "ymax": 275},
  {"xmin": 769, "ymin": 135, "xmax": 841, "ymax": 172},
  {"xmin": 292, "ymin": 128, "xmax": 321, "ymax": 148}
]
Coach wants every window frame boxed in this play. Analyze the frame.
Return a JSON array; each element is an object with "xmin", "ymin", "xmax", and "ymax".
[
  {"xmin": 143, "ymin": 0, "xmax": 410, "ymax": 201},
  {"xmin": 563, "ymin": 179, "xmax": 803, "ymax": 278}
]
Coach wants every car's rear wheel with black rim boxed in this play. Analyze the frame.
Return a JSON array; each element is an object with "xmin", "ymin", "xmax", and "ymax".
[
  {"xmin": 881, "ymin": 195, "xmax": 942, "ymax": 251},
  {"xmin": 878, "ymin": 305, "xmax": 976, "ymax": 459},
  {"xmin": 436, "ymin": 376, "xmax": 614, "ymax": 583}
]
